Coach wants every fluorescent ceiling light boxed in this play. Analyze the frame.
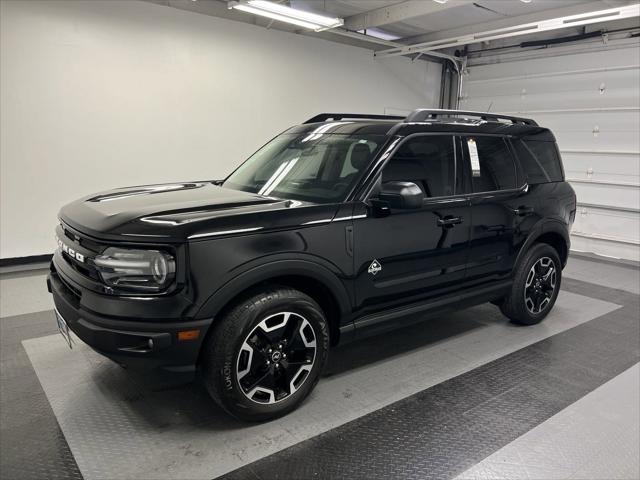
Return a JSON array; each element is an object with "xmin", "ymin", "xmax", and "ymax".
[
  {"xmin": 357, "ymin": 28, "xmax": 401, "ymax": 41},
  {"xmin": 228, "ymin": 1, "xmax": 344, "ymax": 31},
  {"xmin": 231, "ymin": 4, "xmax": 321, "ymax": 30}
]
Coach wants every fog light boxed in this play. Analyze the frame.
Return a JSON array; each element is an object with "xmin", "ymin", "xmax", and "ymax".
[{"xmin": 147, "ymin": 338, "xmax": 154, "ymax": 350}]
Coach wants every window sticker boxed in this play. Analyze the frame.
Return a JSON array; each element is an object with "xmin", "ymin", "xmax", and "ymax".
[{"xmin": 467, "ymin": 138, "xmax": 481, "ymax": 177}]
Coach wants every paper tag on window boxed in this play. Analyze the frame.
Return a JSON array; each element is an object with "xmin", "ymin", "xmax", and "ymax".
[{"xmin": 468, "ymin": 138, "xmax": 481, "ymax": 177}]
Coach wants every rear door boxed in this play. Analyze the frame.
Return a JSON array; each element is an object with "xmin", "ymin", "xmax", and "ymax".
[
  {"xmin": 462, "ymin": 135, "xmax": 535, "ymax": 282},
  {"xmin": 352, "ymin": 134, "xmax": 471, "ymax": 314}
]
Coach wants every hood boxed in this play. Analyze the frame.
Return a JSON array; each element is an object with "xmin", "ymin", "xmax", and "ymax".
[{"xmin": 59, "ymin": 182, "xmax": 338, "ymax": 242}]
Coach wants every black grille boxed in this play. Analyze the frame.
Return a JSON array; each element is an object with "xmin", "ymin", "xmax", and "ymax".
[
  {"xmin": 61, "ymin": 252, "xmax": 100, "ymax": 280},
  {"xmin": 60, "ymin": 275, "xmax": 82, "ymax": 299},
  {"xmin": 59, "ymin": 225, "xmax": 103, "ymax": 282},
  {"xmin": 78, "ymin": 236, "xmax": 102, "ymax": 252},
  {"xmin": 63, "ymin": 228, "xmax": 76, "ymax": 243}
]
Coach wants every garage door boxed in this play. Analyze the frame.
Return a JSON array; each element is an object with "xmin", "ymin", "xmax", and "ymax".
[{"xmin": 461, "ymin": 45, "xmax": 640, "ymax": 262}]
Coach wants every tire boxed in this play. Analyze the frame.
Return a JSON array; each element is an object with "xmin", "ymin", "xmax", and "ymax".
[
  {"xmin": 202, "ymin": 287, "xmax": 329, "ymax": 422},
  {"xmin": 500, "ymin": 243, "xmax": 562, "ymax": 326}
]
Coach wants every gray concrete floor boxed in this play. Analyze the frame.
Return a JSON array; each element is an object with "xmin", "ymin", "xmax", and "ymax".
[
  {"xmin": 563, "ymin": 256, "xmax": 640, "ymax": 295},
  {"xmin": 0, "ymin": 270, "xmax": 49, "ymax": 318}
]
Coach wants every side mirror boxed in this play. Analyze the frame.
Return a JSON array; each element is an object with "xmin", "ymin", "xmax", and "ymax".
[{"xmin": 378, "ymin": 181, "xmax": 424, "ymax": 210}]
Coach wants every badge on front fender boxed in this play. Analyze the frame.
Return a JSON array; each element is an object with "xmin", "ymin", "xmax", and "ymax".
[{"xmin": 368, "ymin": 259, "xmax": 382, "ymax": 276}]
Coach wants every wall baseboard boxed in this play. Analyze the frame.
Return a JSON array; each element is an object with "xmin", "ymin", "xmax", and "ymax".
[{"xmin": 0, "ymin": 254, "xmax": 52, "ymax": 268}]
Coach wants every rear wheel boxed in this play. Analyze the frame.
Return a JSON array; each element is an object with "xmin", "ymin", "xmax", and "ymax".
[
  {"xmin": 202, "ymin": 287, "xmax": 329, "ymax": 421},
  {"xmin": 500, "ymin": 243, "xmax": 561, "ymax": 325}
]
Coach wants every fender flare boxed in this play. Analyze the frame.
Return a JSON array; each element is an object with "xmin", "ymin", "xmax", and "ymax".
[
  {"xmin": 195, "ymin": 257, "xmax": 352, "ymax": 322},
  {"xmin": 513, "ymin": 219, "xmax": 570, "ymax": 273}
]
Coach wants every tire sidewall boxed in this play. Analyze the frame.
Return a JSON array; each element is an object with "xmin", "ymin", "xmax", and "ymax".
[
  {"xmin": 514, "ymin": 244, "xmax": 562, "ymax": 324},
  {"xmin": 212, "ymin": 292, "xmax": 329, "ymax": 421}
]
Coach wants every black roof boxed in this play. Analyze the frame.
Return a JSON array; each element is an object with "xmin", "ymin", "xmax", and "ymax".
[
  {"xmin": 288, "ymin": 109, "xmax": 554, "ymax": 141},
  {"xmin": 304, "ymin": 110, "xmax": 538, "ymax": 126}
]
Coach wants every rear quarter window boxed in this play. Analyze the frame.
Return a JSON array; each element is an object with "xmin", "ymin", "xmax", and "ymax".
[{"xmin": 513, "ymin": 139, "xmax": 564, "ymax": 184}]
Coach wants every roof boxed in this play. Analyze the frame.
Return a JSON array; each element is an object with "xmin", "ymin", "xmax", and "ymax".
[{"xmin": 286, "ymin": 110, "xmax": 555, "ymax": 141}]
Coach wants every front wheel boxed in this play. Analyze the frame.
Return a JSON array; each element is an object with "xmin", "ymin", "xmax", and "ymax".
[
  {"xmin": 202, "ymin": 287, "xmax": 329, "ymax": 421},
  {"xmin": 500, "ymin": 243, "xmax": 562, "ymax": 325}
]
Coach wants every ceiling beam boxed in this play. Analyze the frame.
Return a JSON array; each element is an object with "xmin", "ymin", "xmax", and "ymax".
[
  {"xmin": 397, "ymin": 0, "xmax": 628, "ymax": 45},
  {"xmin": 376, "ymin": 3, "xmax": 640, "ymax": 58},
  {"xmin": 343, "ymin": 0, "xmax": 474, "ymax": 31},
  {"xmin": 326, "ymin": 29, "xmax": 462, "ymax": 65}
]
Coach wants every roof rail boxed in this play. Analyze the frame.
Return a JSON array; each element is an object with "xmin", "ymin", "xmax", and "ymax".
[
  {"xmin": 404, "ymin": 109, "xmax": 538, "ymax": 126},
  {"xmin": 304, "ymin": 113, "xmax": 405, "ymax": 124}
]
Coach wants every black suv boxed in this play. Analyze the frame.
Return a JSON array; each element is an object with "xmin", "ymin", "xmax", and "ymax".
[{"xmin": 48, "ymin": 109, "xmax": 576, "ymax": 421}]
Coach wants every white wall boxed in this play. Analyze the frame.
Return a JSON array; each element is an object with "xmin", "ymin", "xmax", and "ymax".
[
  {"xmin": 0, "ymin": 0, "xmax": 441, "ymax": 259},
  {"xmin": 462, "ymin": 45, "xmax": 640, "ymax": 262}
]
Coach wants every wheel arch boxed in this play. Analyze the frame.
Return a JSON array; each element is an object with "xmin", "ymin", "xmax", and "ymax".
[
  {"xmin": 195, "ymin": 260, "xmax": 352, "ymax": 357},
  {"xmin": 515, "ymin": 220, "xmax": 570, "ymax": 273}
]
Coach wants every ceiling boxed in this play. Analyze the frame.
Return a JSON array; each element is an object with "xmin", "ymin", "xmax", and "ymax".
[
  {"xmin": 291, "ymin": 0, "xmax": 592, "ymax": 38},
  {"xmin": 146, "ymin": 0, "xmax": 640, "ymax": 59}
]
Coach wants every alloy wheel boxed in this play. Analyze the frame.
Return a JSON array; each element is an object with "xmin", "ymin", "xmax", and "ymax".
[
  {"xmin": 236, "ymin": 312, "xmax": 317, "ymax": 404},
  {"xmin": 524, "ymin": 256, "xmax": 557, "ymax": 315}
]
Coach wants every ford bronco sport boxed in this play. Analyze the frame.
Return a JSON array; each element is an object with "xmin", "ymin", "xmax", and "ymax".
[{"xmin": 48, "ymin": 109, "xmax": 576, "ymax": 421}]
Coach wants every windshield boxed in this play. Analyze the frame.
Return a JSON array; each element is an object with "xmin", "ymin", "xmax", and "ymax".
[{"xmin": 223, "ymin": 132, "xmax": 386, "ymax": 203}]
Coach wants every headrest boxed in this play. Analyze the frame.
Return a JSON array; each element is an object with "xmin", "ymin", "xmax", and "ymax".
[
  {"xmin": 351, "ymin": 143, "xmax": 371, "ymax": 170},
  {"xmin": 406, "ymin": 141, "xmax": 439, "ymax": 156}
]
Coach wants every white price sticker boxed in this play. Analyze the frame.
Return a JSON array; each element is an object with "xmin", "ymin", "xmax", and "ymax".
[{"xmin": 467, "ymin": 138, "xmax": 481, "ymax": 177}]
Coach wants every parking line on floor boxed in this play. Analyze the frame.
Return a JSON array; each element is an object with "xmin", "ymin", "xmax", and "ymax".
[
  {"xmin": 455, "ymin": 363, "xmax": 640, "ymax": 480},
  {"xmin": 22, "ymin": 289, "xmax": 620, "ymax": 480},
  {"xmin": 0, "ymin": 309, "xmax": 83, "ymax": 480}
]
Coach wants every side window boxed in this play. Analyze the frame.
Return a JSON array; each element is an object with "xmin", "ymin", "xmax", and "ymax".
[
  {"xmin": 380, "ymin": 135, "xmax": 456, "ymax": 198},
  {"xmin": 513, "ymin": 139, "xmax": 564, "ymax": 184},
  {"xmin": 465, "ymin": 136, "xmax": 517, "ymax": 192}
]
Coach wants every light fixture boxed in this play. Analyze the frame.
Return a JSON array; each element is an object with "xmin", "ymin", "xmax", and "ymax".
[
  {"xmin": 520, "ymin": 0, "xmax": 533, "ymax": 3},
  {"xmin": 228, "ymin": 0, "xmax": 343, "ymax": 31},
  {"xmin": 357, "ymin": 28, "xmax": 401, "ymax": 41}
]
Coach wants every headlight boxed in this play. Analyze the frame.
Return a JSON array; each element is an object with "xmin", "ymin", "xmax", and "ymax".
[{"xmin": 94, "ymin": 247, "xmax": 176, "ymax": 293}]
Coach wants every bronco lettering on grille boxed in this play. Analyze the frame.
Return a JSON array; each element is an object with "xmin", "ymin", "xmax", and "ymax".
[{"xmin": 56, "ymin": 235, "xmax": 85, "ymax": 263}]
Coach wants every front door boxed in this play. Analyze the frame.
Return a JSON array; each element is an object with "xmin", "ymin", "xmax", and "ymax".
[{"xmin": 352, "ymin": 134, "xmax": 471, "ymax": 315}]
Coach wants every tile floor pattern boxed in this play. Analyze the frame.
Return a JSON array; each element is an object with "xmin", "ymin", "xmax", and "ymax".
[
  {"xmin": 456, "ymin": 364, "xmax": 640, "ymax": 480},
  {"xmin": 0, "ymin": 256, "xmax": 638, "ymax": 480},
  {"xmin": 19, "ymin": 288, "xmax": 626, "ymax": 479},
  {"xmin": 218, "ymin": 278, "xmax": 639, "ymax": 480},
  {"xmin": 0, "ymin": 310, "xmax": 82, "ymax": 479}
]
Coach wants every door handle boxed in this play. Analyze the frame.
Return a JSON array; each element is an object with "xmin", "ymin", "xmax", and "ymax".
[
  {"xmin": 437, "ymin": 216, "xmax": 463, "ymax": 227},
  {"xmin": 345, "ymin": 226, "xmax": 354, "ymax": 257},
  {"xmin": 513, "ymin": 206, "xmax": 534, "ymax": 216}
]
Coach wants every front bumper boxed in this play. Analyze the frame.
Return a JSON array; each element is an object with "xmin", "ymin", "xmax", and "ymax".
[{"xmin": 47, "ymin": 267, "xmax": 212, "ymax": 380}]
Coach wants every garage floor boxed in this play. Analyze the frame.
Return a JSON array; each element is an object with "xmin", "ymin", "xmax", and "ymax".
[{"xmin": 1, "ymin": 256, "xmax": 638, "ymax": 480}]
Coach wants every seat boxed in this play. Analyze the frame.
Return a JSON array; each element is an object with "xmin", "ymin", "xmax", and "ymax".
[
  {"xmin": 337, "ymin": 143, "xmax": 372, "ymax": 186},
  {"xmin": 350, "ymin": 143, "xmax": 372, "ymax": 171}
]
